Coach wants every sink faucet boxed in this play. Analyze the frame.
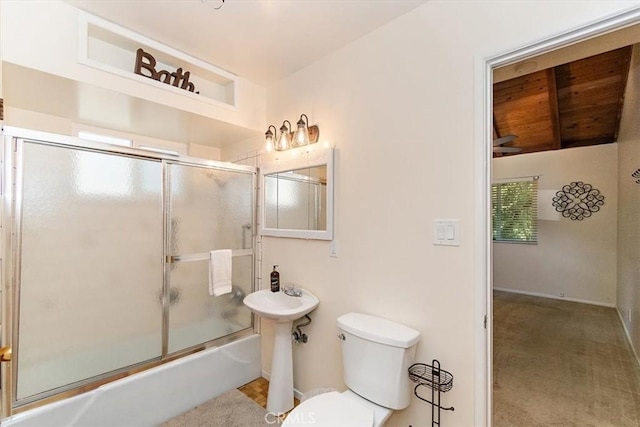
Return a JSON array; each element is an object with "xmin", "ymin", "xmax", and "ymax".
[{"xmin": 283, "ymin": 285, "xmax": 302, "ymax": 297}]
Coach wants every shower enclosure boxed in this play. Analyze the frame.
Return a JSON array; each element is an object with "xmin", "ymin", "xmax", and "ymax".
[{"xmin": 0, "ymin": 128, "xmax": 256, "ymax": 417}]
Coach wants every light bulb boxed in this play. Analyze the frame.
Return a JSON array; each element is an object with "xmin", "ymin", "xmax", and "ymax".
[
  {"xmin": 265, "ymin": 127, "xmax": 275, "ymax": 152},
  {"xmin": 276, "ymin": 124, "xmax": 291, "ymax": 151},
  {"xmin": 293, "ymin": 120, "xmax": 310, "ymax": 147}
]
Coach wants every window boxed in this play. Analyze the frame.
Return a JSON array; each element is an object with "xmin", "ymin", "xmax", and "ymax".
[{"xmin": 492, "ymin": 178, "xmax": 538, "ymax": 243}]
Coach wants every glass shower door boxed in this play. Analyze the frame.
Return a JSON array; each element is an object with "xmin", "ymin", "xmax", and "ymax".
[
  {"xmin": 166, "ymin": 162, "xmax": 254, "ymax": 354},
  {"xmin": 15, "ymin": 141, "xmax": 163, "ymax": 403}
]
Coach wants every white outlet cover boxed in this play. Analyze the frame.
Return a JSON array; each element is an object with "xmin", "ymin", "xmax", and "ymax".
[{"xmin": 330, "ymin": 240, "xmax": 338, "ymax": 257}]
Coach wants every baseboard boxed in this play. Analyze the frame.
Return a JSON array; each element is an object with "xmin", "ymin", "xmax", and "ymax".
[
  {"xmin": 261, "ymin": 370, "xmax": 305, "ymax": 401},
  {"xmin": 615, "ymin": 308, "xmax": 640, "ymax": 368},
  {"xmin": 493, "ymin": 287, "xmax": 615, "ymax": 308}
]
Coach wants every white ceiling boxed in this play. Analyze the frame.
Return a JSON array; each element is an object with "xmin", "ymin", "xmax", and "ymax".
[{"xmin": 66, "ymin": 0, "xmax": 428, "ymax": 86}]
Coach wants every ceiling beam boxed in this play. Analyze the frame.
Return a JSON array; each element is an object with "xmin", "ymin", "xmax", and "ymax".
[
  {"xmin": 613, "ymin": 46, "xmax": 633, "ymax": 142},
  {"xmin": 546, "ymin": 68, "xmax": 562, "ymax": 150},
  {"xmin": 562, "ymin": 138, "xmax": 616, "ymax": 148}
]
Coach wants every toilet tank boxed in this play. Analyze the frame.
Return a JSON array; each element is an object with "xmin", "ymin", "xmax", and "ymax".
[{"xmin": 337, "ymin": 313, "xmax": 420, "ymax": 410}]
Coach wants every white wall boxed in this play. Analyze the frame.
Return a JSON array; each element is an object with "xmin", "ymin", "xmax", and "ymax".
[
  {"xmin": 0, "ymin": 0, "xmax": 266, "ymax": 134},
  {"xmin": 5, "ymin": 107, "xmax": 72, "ymax": 135},
  {"xmin": 617, "ymin": 43, "xmax": 640, "ymax": 361},
  {"xmin": 0, "ymin": 0, "xmax": 3, "ymax": 100},
  {"xmin": 188, "ymin": 143, "xmax": 221, "ymax": 161},
  {"xmin": 222, "ymin": 2, "xmax": 640, "ymax": 425},
  {"xmin": 493, "ymin": 145, "xmax": 618, "ymax": 306},
  {"xmin": 4, "ymin": 107, "xmax": 227, "ymax": 160}
]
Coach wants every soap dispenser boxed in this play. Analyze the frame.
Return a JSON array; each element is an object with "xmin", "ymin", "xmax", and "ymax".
[{"xmin": 270, "ymin": 265, "xmax": 280, "ymax": 292}]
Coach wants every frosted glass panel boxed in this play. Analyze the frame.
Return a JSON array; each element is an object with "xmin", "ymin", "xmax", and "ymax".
[
  {"xmin": 17, "ymin": 142, "xmax": 163, "ymax": 400},
  {"xmin": 169, "ymin": 164, "xmax": 254, "ymax": 253},
  {"xmin": 168, "ymin": 256, "xmax": 253, "ymax": 354},
  {"xmin": 167, "ymin": 163, "xmax": 254, "ymax": 354}
]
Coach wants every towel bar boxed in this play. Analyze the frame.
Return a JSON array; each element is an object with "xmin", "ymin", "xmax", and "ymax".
[{"xmin": 166, "ymin": 249, "xmax": 253, "ymax": 263}]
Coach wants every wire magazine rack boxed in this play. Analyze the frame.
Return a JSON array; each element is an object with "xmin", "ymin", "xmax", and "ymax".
[{"xmin": 408, "ymin": 360, "xmax": 454, "ymax": 426}]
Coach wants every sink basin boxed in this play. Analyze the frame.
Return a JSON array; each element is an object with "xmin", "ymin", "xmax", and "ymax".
[
  {"xmin": 243, "ymin": 287, "xmax": 320, "ymax": 413},
  {"xmin": 243, "ymin": 288, "xmax": 319, "ymax": 322}
]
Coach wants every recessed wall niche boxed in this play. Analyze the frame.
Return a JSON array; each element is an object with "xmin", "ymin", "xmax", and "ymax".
[{"xmin": 78, "ymin": 12, "xmax": 237, "ymax": 108}]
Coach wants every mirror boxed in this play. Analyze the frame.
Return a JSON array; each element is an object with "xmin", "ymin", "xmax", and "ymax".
[
  {"xmin": 264, "ymin": 166, "xmax": 327, "ymax": 230},
  {"xmin": 260, "ymin": 147, "xmax": 333, "ymax": 240}
]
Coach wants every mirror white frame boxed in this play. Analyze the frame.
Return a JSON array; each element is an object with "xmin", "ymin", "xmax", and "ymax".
[{"xmin": 260, "ymin": 147, "xmax": 334, "ymax": 240}]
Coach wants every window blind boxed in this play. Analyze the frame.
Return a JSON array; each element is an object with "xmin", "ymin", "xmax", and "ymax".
[{"xmin": 492, "ymin": 179, "xmax": 538, "ymax": 243}]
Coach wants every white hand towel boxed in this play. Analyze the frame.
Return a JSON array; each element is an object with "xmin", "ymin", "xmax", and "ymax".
[{"xmin": 209, "ymin": 249, "xmax": 232, "ymax": 296}]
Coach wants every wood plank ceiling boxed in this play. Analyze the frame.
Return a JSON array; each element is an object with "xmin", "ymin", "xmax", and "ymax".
[{"xmin": 493, "ymin": 46, "xmax": 632, "ymax": 156}]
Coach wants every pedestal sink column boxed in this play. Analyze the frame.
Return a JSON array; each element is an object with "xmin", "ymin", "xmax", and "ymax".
[
  {"xmin": 267, "ymin": 321, "xmax": 294, "ymax": 413},
  {"xmin": 243, "ymin": 288, "xmax": 319, "ymax": 414}
]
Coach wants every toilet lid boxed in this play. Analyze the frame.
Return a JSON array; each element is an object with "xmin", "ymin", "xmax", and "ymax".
[{"xmin": 282, "ymin": 392, "xmax": 374, "ymax": 427}]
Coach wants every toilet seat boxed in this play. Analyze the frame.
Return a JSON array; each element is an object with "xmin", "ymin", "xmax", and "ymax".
[{"xmin": 282, "ymin": 391, "xmax": 374, "ymax": 427}]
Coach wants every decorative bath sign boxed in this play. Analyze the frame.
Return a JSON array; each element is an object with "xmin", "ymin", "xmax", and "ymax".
[
  {"xmin": 552, "ymin": 181, "xmax": 605, "ymax": 221},
  {"xmin": 632, "ymin": 169, "xmax": 640, "ymax": 184},
  {"xmin": 134, "ymin": 48, "xmax": 199, "ymax": 94}
]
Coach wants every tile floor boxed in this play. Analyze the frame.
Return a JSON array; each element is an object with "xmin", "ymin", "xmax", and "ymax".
[{"xmin": 239, "ymin": 377, "xmax": 300, "ymax": 411}]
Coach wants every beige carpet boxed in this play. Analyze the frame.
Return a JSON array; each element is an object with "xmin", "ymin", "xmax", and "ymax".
[
  {"xmin": 493, "ymin": 291, "xmax": 640, "ymax": 426},
  {"xmin": 162, "ymin": 389, "xmax": 269, "ymax": 427}
]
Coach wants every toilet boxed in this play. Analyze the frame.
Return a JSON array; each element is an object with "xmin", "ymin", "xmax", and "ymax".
[{"xmin": 283, "ymin": 312, "xmax": 421, "ymax": 427}]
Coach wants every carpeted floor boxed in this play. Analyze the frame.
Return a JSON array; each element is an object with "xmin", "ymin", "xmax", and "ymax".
[
  {"xmin": 493, "ymin": 291, "xmax": 640, "ymax": 426},
  {"xmin": 162, "ymin": 389, "xmax": 269, "ymax": 427}
]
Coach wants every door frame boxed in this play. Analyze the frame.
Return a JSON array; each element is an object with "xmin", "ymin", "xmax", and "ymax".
[{"xmin": 474, "ymin": 7, "xmax": 640, "ymax": 426}]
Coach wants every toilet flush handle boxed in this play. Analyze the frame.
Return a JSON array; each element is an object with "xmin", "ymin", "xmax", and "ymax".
[{"xmin": 337, "ymin": 333, "xmax": 345, "ymax": 341}]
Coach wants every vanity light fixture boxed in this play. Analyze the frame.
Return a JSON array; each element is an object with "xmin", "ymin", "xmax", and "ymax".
[
  {"xmin": 293, "ymin": 114, "xmax": 311, "ymax": 147},
  {"xmin": 265, "ymin": 114, "xmax": 320, "ymax": 152},
  {"xmin": 265, "ymin": 125, "xmax": 277, "ymax": 152},
  {"xmin": 277, "ymin": 120, "xmax": 292, "ymax": 151}
]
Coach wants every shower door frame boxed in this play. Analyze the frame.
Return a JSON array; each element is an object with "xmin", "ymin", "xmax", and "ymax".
[
  {"xmin": 162, "ymin": 158, "xmax": 257, "ymax": 355},
  {"xmin": 0, "ymin": 126, "xmax": 258, "ymax": 418}
]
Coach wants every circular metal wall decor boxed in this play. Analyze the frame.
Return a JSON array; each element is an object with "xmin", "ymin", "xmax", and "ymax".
[{"xmin": 552, "ymin": 181, "xmax": 605, "ymax": 221}]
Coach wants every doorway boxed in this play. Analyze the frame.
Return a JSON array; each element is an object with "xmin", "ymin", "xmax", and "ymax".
[{"xmin": 480, "ymin": 8, "xmax": 640, "ymax": 426}]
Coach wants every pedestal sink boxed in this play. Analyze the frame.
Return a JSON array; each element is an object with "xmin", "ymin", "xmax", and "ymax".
[{"xmin": 243, "ymin": 288, "xmax": 319, "ymax": 414}]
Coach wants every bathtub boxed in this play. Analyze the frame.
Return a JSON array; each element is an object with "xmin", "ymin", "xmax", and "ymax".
[{"xmin": 1, "ymin": 334, "xmax": 261, "ymax": 426}]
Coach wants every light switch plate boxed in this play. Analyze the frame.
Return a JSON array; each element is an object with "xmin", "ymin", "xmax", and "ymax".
[{"xmin": 433, "ymin": 220, "xmax": 460, "ymax": 246}]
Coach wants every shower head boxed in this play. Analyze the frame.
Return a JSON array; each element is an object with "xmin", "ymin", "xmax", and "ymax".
[{"xmin": 203, "ymin": 170, "xmax": 228, "ymax": 189}]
